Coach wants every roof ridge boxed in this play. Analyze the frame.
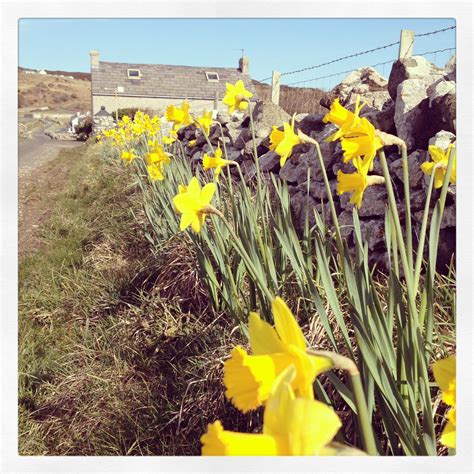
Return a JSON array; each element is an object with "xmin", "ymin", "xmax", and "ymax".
[{"xmin": 99, "ymin": 60, "xmax": 240, "ymax": 71}]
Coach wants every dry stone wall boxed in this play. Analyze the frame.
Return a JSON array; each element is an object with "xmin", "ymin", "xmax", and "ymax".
[{"xmin": 175, "ymin": 55, "xmax": 456, "ymax": 271}]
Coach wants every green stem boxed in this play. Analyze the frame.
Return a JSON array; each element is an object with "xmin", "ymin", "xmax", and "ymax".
[
  {"xmin": 307, "ymin": 349, "xmax": 377, "ymax": 456},
  {"xmin": 401, "ymin": 144, "xmax": 413, "ymax": 273},
  {"xmin": 413, "ymin": 171, "xmax": 436, "ymax": 290},
  {"xmin": 213, "ymin": 211, "xmax": 274, "ymax": 303},
  {"xmin": 313, "ymin": 142, "xmax": 345, "ymax": 261}
]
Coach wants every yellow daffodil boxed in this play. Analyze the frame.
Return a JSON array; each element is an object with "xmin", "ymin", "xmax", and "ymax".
[
  {"xmin": 120, "ymin": 148, "xmax": 136, "ymax": 164},
  {"xmin": 432, "ymin": 355, "xmax": 456, "ymax": 449},
  {"xmin": 165, "ymin": 101, "xmax": 194, "ymax": 131},
  {"xmin": 421, "ymin": 144, "xmax": 456, "ymax": 189},
  {"xmin": 323, "ymin": 97, "xmax": 366, "ymax": 142},
  {"xmin": 202, "ymin": 366, "xmax": 342, "ymax": 455},
  {"xmin": 145, "ymin": 142, "xmax": 170, "ymax": 181},
  {"xmin": 203, "ymin": 145, "xmax": 232, "ymax": 180},
  {"xmin": 340, "ymin": 117, "xmax": 383, "ymax": 171},
  {"xmin": 222, "ymin": 80, "xmax": 253, "ymax": 114},
  {"xmin": 197, "ymin": 110, "xmax": 213, "ymax": 136},
  {"xmin": 188, "ymin": 139, "xmax": 197, "ymax": 148},
  {"xmin": 269, "ymin": 115, "xmax": 302, "ymax": 167},
  {"xmin": 162, "ymin": 130, "xmax": 178, "ymax": 145},
  {"xmin": 224, "ymin": 297, "xmax": 333, "ymax": 412},
  {"xmin": 173, "ymin": 177, "xmax": 217, "ymax": 233},
  {"xmin": 336, "ymin": 157, "xmax": 384, "ymax": 209}
]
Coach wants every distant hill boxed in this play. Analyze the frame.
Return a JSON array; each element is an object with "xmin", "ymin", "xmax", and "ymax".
[
  {"xmin": 252, "ymin": 80, "xmax": 326, "ymax": 115},
  {"xmin": 19, "ymin": 67, "xmax": 91, "ymax": 81},
  {"xmin": 18, "ymin": 69, "xmax": 91, "ymax": 112}
]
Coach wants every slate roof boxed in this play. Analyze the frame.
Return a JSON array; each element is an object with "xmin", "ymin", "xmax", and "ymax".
[{"xmin": 92, "ymin": 61, "xmax": 257, "ymax": 101}]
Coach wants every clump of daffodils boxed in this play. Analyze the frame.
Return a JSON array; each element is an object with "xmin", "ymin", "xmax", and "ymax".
[{"xmin": 323, "ymin": 97, "xmax": 385, "ymax": 209}]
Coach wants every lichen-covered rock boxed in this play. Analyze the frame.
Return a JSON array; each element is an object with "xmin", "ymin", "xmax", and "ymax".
[
  {"xmin": 394, "ymin": 78, "xmax": 432, "ymax": 150},
  {"xmin": 338, "ymin": 185, "xmax": 388, "ymax": 217},
  {"xmin": 297, "ymin": 114, "xmax": 326, "ymax": 136},
  {"xmin": 428, "ymin": 130, "xmax": 456, "ymax": 150},
  {"xmin": 321, "ymin": 67, "xmax": 389, "ymax": 111},
  {"xmin": 388, "ymin": 56, "xmax": 444, "ymax": 100},
  {"xmin": 444, "ymin": 54, "xmax": 456, "ymax": 82},
  {"xmin": 251, "ymin": 100, "xmax": 291, "ymax": 138},
  {"xmin": 430, "ymin": 93, "xmax": 456, "ymax": 134}
]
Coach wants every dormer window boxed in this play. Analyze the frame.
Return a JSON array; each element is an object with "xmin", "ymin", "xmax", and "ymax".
[
  {"xmin": 206, "ymin": 72, "xmax": 219, "ymax": 82},
  {"xmin": 127, "ymin": 68, "xmax": 141, "ymax": 79}
]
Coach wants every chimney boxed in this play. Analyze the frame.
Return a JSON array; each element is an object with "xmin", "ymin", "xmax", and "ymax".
[
  {"xmin": 90, "ymin": 50, "xmax": 100, "ymax": 69},
  {"xmin": 239, "ymin": 56, "xmax": 249, "ymax": 74}
]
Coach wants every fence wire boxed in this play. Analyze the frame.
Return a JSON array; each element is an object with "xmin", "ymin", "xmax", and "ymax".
[
  {"xmin": 286, "ymin": 46, "xmax": 455, "ymax": 87},
  {"xmin": 258, "ymin": 25, "xmax": 456, "ymax": 83}
]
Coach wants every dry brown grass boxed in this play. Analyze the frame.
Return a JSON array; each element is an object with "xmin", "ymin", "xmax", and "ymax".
[
  {"xmin": 18, "ymin": 71, "xmax": 91, "ymax": 111},
  {"xmin": 253, "ymin": 80, "xmax": 326, "ymax": 115}
]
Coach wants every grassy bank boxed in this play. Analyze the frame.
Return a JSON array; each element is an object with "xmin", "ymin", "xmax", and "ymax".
[{"xmin": 18, "ymin": 143, "xmax": 252, "ymax": 455}]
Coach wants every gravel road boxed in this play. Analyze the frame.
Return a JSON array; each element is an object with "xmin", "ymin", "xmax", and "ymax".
[{"xmin": 19, "ymin": 128, "xmax": 83, "ymax": 174}]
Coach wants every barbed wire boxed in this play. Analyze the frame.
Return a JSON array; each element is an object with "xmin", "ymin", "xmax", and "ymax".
[
  {"xmin": 258, "ymin": 25, "xmax": 456, "ymax": 83},
  {"xmin": 286, "ymin": 46, "xmax": 455, "ymax": 87},
  {"xmin": 415, "ymin": 25, "xmax": 455, "ymax": 37}
]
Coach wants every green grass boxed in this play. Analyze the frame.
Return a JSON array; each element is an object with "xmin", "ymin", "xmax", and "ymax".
[{"xmin": 18, "ymin": 143, "xmax": 255, "ymax": 455}]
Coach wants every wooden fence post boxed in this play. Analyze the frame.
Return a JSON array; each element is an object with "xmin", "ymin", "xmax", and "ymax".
[
  {"xmin": 398, "ymin": 29, "xmax": 415, "ymax": 59},
  {"xmin": 271, "ymin": 70, "xmax": 281, "ymax": 105}
]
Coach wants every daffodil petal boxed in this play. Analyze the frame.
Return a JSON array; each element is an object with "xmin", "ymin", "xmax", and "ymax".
[{"xmin": 272, "ymin": 297, "xmax": 306, "ymax": 351}]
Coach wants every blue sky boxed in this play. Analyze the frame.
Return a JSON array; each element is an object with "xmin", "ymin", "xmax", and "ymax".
[{"xmin": 19, "ymin": 18, "xmax": 456, "ymax": 89}]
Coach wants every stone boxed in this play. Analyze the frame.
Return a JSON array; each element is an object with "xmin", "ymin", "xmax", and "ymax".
[
  {"xmin": 321, "ymin": 67, "xmax": 389, "ymax": 111},
  {"xmin": 394, "ymin": 78, "xmax": 437, "ymax": 151},
  {"xmin": 361, "ymin": 99, "xmax": 396, "ymax": 134},
  {"xmin": 258, "ymin": 150, "xmax": 280, "ymax": 173},
  {"xmin": 413, "ymin": 204, "xmax": 456, "ymax": 229},
  {"xmin": 428, "ymin": 130, "xmax": 456, "ymax": 150},
  {"xmin": 297, "ymin": 114, "xmax": 326, "ymax": 136},
  {"xmin": 388, "ymin": 56, "xmax": 444, "ymax": 100},
  {"xmin": 251, "ymin": 100, "xmax": 291, "ymax": 138},
  {"xmin": 338, "ymin": 185, "xmax": 388, "ymax": 217},
  {"xmin": 389, "ymin": 149, "xmax": 426, "ymax": 188},
  {"xmin": 430, "ymin": 93, "xmax": 456, "ymax": 134},
  {"xmin": 279, "ymin": 144, "xmax": 336, "ymax": 184},
  {"xmin": 233, "ymin": 128, "xmax": 251, "ymax": 150},
  {"xmin": 444, "ymin": 54, "xmax": 456, "ymax": 81},
  {"xmin": 427, "ymin": 79, "xmax": 456, "ymax": 106},
  {"xmin": 303, "ymin": 179, "xmax": 337, "ymax": 202},
  {"xmin": 243, "ymin": 137, "xmax": 264, "ymax": 156}
]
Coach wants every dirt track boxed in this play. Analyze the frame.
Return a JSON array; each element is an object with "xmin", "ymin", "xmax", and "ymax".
[{"xmin": 18, "ymin": 127, "xmax": 84, "ymax": 255}]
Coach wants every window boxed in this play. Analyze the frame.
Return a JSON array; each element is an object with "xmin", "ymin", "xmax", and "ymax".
[
  {"xmin": 205, "ymin": 71, "xmax": 219, "ymax": 82},
  {"xmin": 127, "ymin": 69, "xmax": 141, "ymax": 79}
]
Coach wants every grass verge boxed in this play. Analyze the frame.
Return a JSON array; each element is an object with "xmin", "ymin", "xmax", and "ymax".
[{"xmin": 18, "ymin": 143, "xmax": 254, "ymax": 455}]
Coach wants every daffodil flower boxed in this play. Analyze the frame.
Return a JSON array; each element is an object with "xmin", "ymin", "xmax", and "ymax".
[
  {"xmin": 197, "ymin": 110, "xmax": 213, "ymax": 136},
  {"xmin": 165, "ymin": 100, "xmax": 194, "ymax": 130},
  {"xmin": 269, "ymin": 115, "xmax": 302, "ymax": 167},
  {"xmin": 145, "ymin": 142, "xmax": 170, "ymax": 181},
  {"xmin": 340, "ymin": 117, "xmax": 383, "ymax": 171},
  {"xmin": 421, "ymin": 144, "xmax": 456, "ymax": 189},
  {"xmin": 173, "ymin": 177, "xmax": 217, "ymax": 233},
  {"xmin": 120, "ymin": 148, "xmax": 137, "ymax": 164},
  {"xmin": 432, "ymin": 355, "xmax": 456, "ymax": 449},
  {"xmin": 336, "ymin": 158, "xmax": 384, "ymax": 209},
  {"xmin": 323, "ymin": 97, "xmax": 366, "ymax": 142},
  {"xmin": 222, "ymin": 80, "xmax": 253, "ymax": 114},
  {"xmin": 162, "ymin": 130, "xmax": 177, "ymax": 145},
  {"xmin": 201, "ymin": 366, "xmax": 342, "ymax": 455},
  {"xmin": 203, "ymin": 145, "xmax": 233, "ymax": 180},
  {"xmin": 223, "ymin": 297, "xmax": 333, "ymax": 412}
]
